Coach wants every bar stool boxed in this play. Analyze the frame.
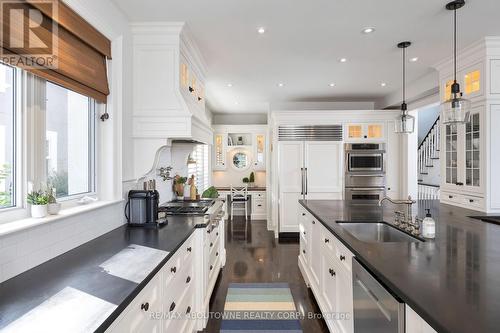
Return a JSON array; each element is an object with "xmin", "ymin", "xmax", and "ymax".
[{"xmin": 230, "ymin": 185, "xmax": 249, "ymax": 221}]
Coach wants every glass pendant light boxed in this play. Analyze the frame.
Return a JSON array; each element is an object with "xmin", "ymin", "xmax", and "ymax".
[
  {"xmin": 395, "ymin": 41, "xmax": 415, "ymax": 134},
  {"xmin": 442, "ymin": 0, "xmax": 471, "ymax": 124}
]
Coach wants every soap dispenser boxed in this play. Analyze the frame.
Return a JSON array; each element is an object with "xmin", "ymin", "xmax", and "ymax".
[{"xmin": 422, "ymin": 209, "xmax": 436, "ymax": 239}]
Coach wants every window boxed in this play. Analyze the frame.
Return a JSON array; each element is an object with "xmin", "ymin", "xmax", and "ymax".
[
  {"xmin": 188, "ymin": 145, "xmax": 209, "ymax": 193},
  {"xmin": 0, "ymin": 63, "xmax": 16, "ymax": 209},
  {"xmin": 45, "ymin": 82, "xmax": 95, "ymax": 199}
]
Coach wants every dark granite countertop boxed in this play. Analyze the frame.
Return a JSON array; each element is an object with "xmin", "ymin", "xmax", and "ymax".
[
  {"xmin": 0, "ymin": 215, "xmax": 208, "ymax": 332},
  {"xmin": 299, "ymin": 199, "xmax": 500, "ymax": 333}
]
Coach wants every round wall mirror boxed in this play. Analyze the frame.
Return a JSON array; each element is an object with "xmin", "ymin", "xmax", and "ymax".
[{"xmin": 232, "ymin": 152, "xmax": 251, "ymax": 170}]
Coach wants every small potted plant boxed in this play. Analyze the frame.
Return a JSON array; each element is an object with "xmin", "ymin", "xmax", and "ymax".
[
  {"xmin": 249, "ymin": 172, "xmax": 255, "ymax": 187},
  {"xmin": 242, "ymin": 177, "xmax": 250, "ymax": 186},
  {"xmin": 173, "ymin": 175, "xmax": 187, "ymax": 199},
  {"xmin": 27, "ymin": 190, "xmax": 49, "ymax": 218},
  {"xmin": 47, "ymin": 187, "xmax": 61, "ymax": 215}
]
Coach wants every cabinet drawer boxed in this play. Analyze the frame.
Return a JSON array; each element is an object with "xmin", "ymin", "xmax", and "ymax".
[
  {"xmin": 321, "ymin": 226, "xmax": 337, "ymax": 256},
  {"xmin": 462, "ymin": 195, "xmax": 484, "ymax": 210},
  {"xmin": 109, "ymin": 273, "xmax": 162, "ymax": 333},
  {"xmin": 253, "ymin": 192, "xmax": 266, "ymax": 199},
  {"xmin": 441, "ymin": 191, "xmax": 463, "ymax": 205},
  {"xmin": 333, "ymin": 237, "xmax": 354, "ymax": 272}
]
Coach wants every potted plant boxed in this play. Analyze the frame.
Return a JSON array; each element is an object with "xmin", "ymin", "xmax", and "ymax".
[
  {"xmin": 173, "ymin": 175, "xmax": 187, "ymax": 199},
  {"xmin": 27, "ymin": 190, "xmax": 49, "ymax": 218},
  {"xmin": 249, "ymin": 172, "xmax": 255, "ymax": 187},
  {"xmin": 47, "ymin": 187, "xmax": 61, "ymax": 215}
]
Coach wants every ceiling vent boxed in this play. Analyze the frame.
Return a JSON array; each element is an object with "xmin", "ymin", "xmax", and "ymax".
[{"xmin": 278, "ymin": 125, "xmax": 343, "ymax": 141}]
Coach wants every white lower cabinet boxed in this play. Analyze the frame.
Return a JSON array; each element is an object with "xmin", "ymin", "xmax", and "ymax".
[
  {"xmin": 406, "ymin": 305, "xmax": 437, "ymax": 333},
  {"xmin": 106, "ymin": 221, "xmax": 226, "ymax": 333},
  {"xmin": 298, "ymin": 207, "xmax": 353, "ymax": 333}
]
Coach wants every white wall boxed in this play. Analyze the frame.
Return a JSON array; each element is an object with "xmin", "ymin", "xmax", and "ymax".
[{"xmin": 213, "ymin": 113, "xmax": 267, "ymax": 125}]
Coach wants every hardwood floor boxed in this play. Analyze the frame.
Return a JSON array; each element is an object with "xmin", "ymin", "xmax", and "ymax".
[{"xmin": 203, "ymin": 217, "xmax": 329, "ymax": 333}]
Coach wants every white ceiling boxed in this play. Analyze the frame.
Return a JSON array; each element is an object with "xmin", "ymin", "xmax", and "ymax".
[{"xmin": 113, "ymin": 0, "xmax": 500, "ymax": 113}]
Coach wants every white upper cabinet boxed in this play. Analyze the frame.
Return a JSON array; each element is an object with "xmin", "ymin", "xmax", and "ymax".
[
  {"xmin": 253, "ymin": 134, "xmax": 266, "ymax": 170},
  {"xmin": 345, "ymin": 123, "xmax": 385, "ymax": 142},
  {"xmin": 434, "ymin": 38, "xmax": 500, "ymax": 212},
  {"xmin": 213, "ymin": 133, "xmax": 227, "ymax": 170}
]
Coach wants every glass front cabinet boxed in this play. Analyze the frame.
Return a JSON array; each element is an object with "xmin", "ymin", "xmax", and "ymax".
[
  {"xmin": 345, "ymin": 123, "xmax": 384, "ymax": 141},
  {"xmin": 213, "ymin": 133, "xmax": 227, "ymax": 170},
  {"xmin": 441, "ymin": 105, "xmax": 484, "ymax": 195},
  {"xmin": 253, "ymin": 134, "xmax": 266, "ymax": 170}
]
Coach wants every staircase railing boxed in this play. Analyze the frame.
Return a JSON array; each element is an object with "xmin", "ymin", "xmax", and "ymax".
[
  {"xmin": 418, "ymin": 116, "xmax": 440, "ymax": 179},
  {"xmin": 418, "ymin": 183, "xmax": 441, "ymax": 200}
]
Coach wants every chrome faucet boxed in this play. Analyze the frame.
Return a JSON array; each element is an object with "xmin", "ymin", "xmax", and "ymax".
[{"xmin": 379, "ymin": 196, "xmax": 419, "ymax": 234}]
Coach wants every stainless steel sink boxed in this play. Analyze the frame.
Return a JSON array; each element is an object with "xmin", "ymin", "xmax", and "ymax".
[{"xmin": 337, "ymin": 222, "xmax": 424, "ymax": 243}]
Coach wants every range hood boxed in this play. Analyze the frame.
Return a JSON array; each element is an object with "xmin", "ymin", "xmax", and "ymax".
[{"xmin": 131, "ymin": 22, "xmax": 213, "ymax": 144}]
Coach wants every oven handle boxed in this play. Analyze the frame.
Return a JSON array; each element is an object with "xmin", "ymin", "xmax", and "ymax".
[
  {"xmin": 348, "ymin": 174, "xmax": 385, "ymax": 177},
  {"xmin": 348, "ymin": 188, "xmax": 386, "ymax": 191}
]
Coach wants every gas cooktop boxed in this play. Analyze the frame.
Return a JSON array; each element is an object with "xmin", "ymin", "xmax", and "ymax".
[{"xmin": 160, "ymin": 200, "xmax": 215, "ymax": 215}]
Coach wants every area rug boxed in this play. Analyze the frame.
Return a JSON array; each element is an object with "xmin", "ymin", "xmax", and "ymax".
[{"xmin": 221, "ymin": 283, "xmax": 303, "ymax": 332}]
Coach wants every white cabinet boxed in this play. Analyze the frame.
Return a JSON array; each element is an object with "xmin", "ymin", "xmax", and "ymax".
[
  {"xmin": 251, "ymin": 191, "xmax": 267, "ymax": 219},
  {"xmin": 107, "ymin": 226, "xmax": 225, "ymax": 333},
  {"xmin": 440, "ymin": 104, "xmax": 485, "ymax": 209},
  {"xmin": 253, "ymin": 133, "xmax": 266, "ymax": 170},
  {"xmin": 108, "ymin": 273, "xmax": 162, "ymax": 333},
  {"xmin": 298, "ymin": 208, "xmax": 354, "ymax": 333},
  {"xmin": 213, "ymin": 133, "xmax": 227, "ymax": 170},
  {"xmin": 345, "ymin": 123, "xmax": 385, "ymax": 142},
  {"xmin": 406, "ymin": 305, "xmax": 437, "ymax": 333},
  {"xmin": 278, "ymin": 141, "xmax": 343, "ymax": 233}
]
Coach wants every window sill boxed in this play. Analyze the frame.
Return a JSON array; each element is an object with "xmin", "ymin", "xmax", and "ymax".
[{"xmin": 0, "ymin": 200, "xmax": 124, "ymax": 237}]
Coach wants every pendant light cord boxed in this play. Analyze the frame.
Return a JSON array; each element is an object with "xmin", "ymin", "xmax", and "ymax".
[
  {"xmin": 454, "ymin": 7, "xmax": 457, "ymax": 83},
  {"xmin": 403, "ymin": 46, "xmax": 406, "ymax": 104}
]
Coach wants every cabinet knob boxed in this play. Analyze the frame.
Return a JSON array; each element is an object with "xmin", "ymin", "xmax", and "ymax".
[
  {"xmin": 187, "ymin": 247, "xmax": 192, "ymax": 252},
  {"xmin": 188, "ymin": 86, "xmax": 194, "ymax": 93},
  {"xmin": 302, "ymin": 213, "xmax": 306, "ymax": 216},
  {"xmin": 329, "ymin": 268, "xmax": 336, "ymax": 277},
  {"xmin": 210, "ymin": 242, "xmax": 213, "ymax": 248},
  {"xmin": 186, "ymin": 276, "xmax": 191, "ymax": 284},
  {"xmin": 469, "ymin": 199, "xmax": 474, "ymax": 203},
  {"xmin": 302, "ymin": 250, "xmax": 306, "ymax": 254},
  {"xmin": 312, "ymin": 221, "xmax": 316, "ymax": 225},
  {"xmin": 186, "ymin": 306, "xmax": 192, "ymax": 314},
  {"xmin": 324, "ymin": 238, "xmax": 330, "ymax": 243},
  {"xmin": 340, "ymin": 255, "xmax": 346, "ymax": 261},
  {"xmin": 303, "ymin": 231, "xmax": 306, "ymax": 235},
  {"xmin": 216, "ymin": 252, "xmax": 219, "ymax": 257},
  {"xmin": 198, "ymin": 97, "xmax": 202, "ymax": 101},
  {"xmin": 258, "ymin": 204, "xmax": 262, "ymax": 207},
  {"xmin": 141, "ymin": 302, "xmax": 149, "ymax": 311},
  {"xmin": 216, "ymin": 232, "xmax": 219, "ymax": 236},
  {"xmin": 210, "ymin": 265, "xmax": 213, "ymax": 271},
  {"xmin": 449, "ymin": 195, "xmax": 453, "ymax": 199},
  {"xmin": 169, "ymin": 302, "xmax": 176, "ymax": 312},
  {"xmin": 171, "ymin": 266, "xmax": 177, "ymax": 273}
]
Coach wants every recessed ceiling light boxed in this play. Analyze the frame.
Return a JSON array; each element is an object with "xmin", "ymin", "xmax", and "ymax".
[
  {"xmin": 277, "ymin": 83, "xmax": 284, "ymax": 87},
  {"xmin": 409, "ymin": 57, "xmax": 419, "ymax": 62},
  {"xmin": 234, "ymin": 101, "xmax": 239, "ymax": 105},
  {"xmin": 227, "ymin": 83, "xmax": 233, "ymax": 87},
  {"xmin": 329, "ymin": 83, "xmax": 336, "ymax": 87},
  {"xmin": 381, "ymin": 82, "xmax": 387, "ymax": 87},
  {"xmin": 257, "ymin": 27, "xmax": 266, "ymax": 34},
  {"xmin": 362, "ymin": 27, "xmax": 375, "ymax": 34},
  {"xmin": 339, "ymin": 58, "xmax": 347, "ymax": 63}
]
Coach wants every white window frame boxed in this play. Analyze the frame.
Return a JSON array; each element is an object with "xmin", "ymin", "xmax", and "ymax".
[
  {"xmin": 40, "ymin": 80, "xmax": 98, "ymax": 205},
  {"xmin": 0, "ymin": 71, "xmax": 99, "ymax": 224}
]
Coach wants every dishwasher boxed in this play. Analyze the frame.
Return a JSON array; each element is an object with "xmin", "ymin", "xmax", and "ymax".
[{"xmin": 352, "ymin": 259, "xmax": 405, "ymax": 333}]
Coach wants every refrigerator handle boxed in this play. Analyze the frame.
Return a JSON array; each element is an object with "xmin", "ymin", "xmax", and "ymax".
[
  {"xmin": 305, "ymin": 168, "xmax": 308, "ymax": 195},
  {"xmin": 300, "ymin": 168, "xmax": 304, "ymax": 195}
]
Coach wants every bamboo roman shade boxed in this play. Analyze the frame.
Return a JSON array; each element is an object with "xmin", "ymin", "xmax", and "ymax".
[{"xmin": 0, "ymin": 0, "xmax": 111, "ymax": 103}]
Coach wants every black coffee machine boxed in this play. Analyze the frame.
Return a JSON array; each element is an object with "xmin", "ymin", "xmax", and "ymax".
[{"xmin": 125, "ymin": 190, "xmax": 166, "ymax": 227}]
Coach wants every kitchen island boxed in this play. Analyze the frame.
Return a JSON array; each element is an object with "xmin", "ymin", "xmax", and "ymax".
[
  {"xmin": 299, "ymin": 199, "xmax": 500, "ymax": 333},
  {"xmin": 0, "ymin": 214, "xmax": 223, "ymax": 333}
]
